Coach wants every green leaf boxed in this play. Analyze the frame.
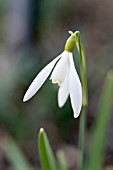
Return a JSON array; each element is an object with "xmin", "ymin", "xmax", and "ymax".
[
  {"xmin": 38, "ymin": 128, "xmax": 57, "ymax": 170},
  {"xmin": 57, "ymin": 149, "xmax": 69, "ymax": 170},
  {"xmin": 1, "ymin": 137, "xmax": 32, "ymax": 170},
  {"xmin": 88, "ymin": 71, "xmax": 113, "ymax": 170}
]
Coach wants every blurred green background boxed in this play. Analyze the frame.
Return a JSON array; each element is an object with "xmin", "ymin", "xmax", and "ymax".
[{"xmin": 0, "ymin": 0, "xmax": 113, "ymax": 169}]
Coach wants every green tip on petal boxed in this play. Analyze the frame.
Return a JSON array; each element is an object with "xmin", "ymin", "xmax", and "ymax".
[{"xmin": 64, "ymin": 31, "xmax": 77, "ymax": 52}]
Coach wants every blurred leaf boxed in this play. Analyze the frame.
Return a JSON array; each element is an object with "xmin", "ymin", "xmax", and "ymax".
[
  {"xmin": 57, "ymin": 149, "xmax": 69, "ymax": 170},
  {"xmin": 38, "ymin": 128, "xmax": 57, "ymax": 170},
  {"xmin": 88, "ymin": 71, "xmax": 113, "ymax": 170},
  {"xmin": 105, "ymin": 167, "xmax": 113, "ymax": 170},
  {"xmin": 1, "ymin": 137, "xmax": 33, "ymax": 170}
]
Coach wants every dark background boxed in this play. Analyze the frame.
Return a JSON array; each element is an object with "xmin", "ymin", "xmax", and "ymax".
[{"xmin": 0, "ymin": 0, "xmax": 113, "ymax": 169}]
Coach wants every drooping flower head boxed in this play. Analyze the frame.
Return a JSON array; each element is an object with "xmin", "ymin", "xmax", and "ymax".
[{"xmin": 23, "ymin": 31, "xmax": 82, "ymax": 118}]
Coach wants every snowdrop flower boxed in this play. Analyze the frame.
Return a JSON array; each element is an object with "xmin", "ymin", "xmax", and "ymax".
[{"xmin": 23, "ymin": 31, "xmax": 82, "ymax": 118}]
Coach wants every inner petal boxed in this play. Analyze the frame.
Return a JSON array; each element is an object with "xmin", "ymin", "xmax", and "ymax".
[
  {"xmin": 58, "ymin": 72, "xmax": 69, "ymax": 107},
  {"xmin": 50, "ymin": 51, "xmax": 70, "ymax": 86}
]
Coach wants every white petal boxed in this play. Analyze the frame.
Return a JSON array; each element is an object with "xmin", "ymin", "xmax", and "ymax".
[
  {"xmin": 23, "ymin": 54, "xmax": 62, "ymax": 102},
  {"xmin": 69, "ymin": 53, "xmax": 82, "ymax": 118},
  {"xmin": 58, "ymin": 73, "xmax": 69, "ymax": 107},
  {"xmin": 50, "ymin": 51, "xmax": 70, "ymax": 86}
]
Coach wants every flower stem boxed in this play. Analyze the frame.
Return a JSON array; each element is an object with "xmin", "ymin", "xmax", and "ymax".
[
  {"xmin": 78, "ymin": 106, "xmax": 87, "ymax": 170},
  {"xmin": 76, "ymin": 32, "xmax": 88, "ymax": 170}
]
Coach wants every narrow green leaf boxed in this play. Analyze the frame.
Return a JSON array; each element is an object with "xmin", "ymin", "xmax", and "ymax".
[
  {"xmin": 1, "ymin": 137, "xmax": 32, "ymax": 170},
  {"xmin": 88, "ymin": 71, "xmax": 113, "ymax": 170},
  {"xmin": 57, "ymin": 149, "xmax": 69, "ymax": 170},
  {"xmin": 38, "ymin": 128, "xmax": 57, "ymax": 170}
]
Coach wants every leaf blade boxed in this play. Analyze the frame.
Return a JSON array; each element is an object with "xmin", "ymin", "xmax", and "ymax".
[
  {"xmin": 88, "ymin": 71, "xmax": 113, "ymax": 170},
  {"xmin": 38, "ymin": 128, "xmax": 57, "ymax": 170}
]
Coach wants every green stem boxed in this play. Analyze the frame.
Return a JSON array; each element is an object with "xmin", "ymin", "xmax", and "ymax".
[
  {"xmin": 78, "ymin": 106, "xmax": 87, "ymax": 170},
  {"xmin": 76, "ymin": 32, "xmax": 88, "ymax": 170},
  {"xmin": 76, "ymin": 32, "xmax": 88, "ymax": 106}
]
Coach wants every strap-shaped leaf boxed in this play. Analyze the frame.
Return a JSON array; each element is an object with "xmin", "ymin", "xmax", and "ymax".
[
  {"xmin": 38, "ymin": 128, "xmax": 57, "ymax": 170},
  {"xmin": 57, "ymin": 150, "xmax": 69, "ymax": 170},
  {"xmin": 88, "ymin": 71, "xmax": 113, "ymax": 170},
  {"xmin": 1, "ymin": 137, "xmax": 32, "ymax": 170}
]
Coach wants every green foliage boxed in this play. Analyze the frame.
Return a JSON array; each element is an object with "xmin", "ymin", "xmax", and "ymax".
[
  {"xmin": 37, "ymin": 72, "xmax": 113, "ymax": 170},
  {"xmin": 1, "ymin": 137, "xmax": 33, "ymax": 170},
  {"xmin": 38, "ymin": 128, "xmax": 69, "ymax": 170},
  {"xmin": 88, "ymin": 71, "xmax": 113, "ymax": 170},
  {"xmin": 38, "ymin": 128, "xmax": 57, "ymax": 170},
  {"xmin": 57, "ymin": 150, "xmax": 69, "ymax": 170}
]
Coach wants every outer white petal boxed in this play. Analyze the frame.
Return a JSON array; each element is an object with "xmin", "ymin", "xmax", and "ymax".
[
  {"xmin": 50, "ymin": 51, "xmax": 70, "ymax": 86},
  {"xmin": 69, "ymin": 53, "xmax": 82, "ymax": 118},
  {"xmin": 58, "ymin": 73, "xmax": 69, "ymax": 107},
  {"xmin": 23, "ymin": 54, "xmax": 62, "ymax": 102}
]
